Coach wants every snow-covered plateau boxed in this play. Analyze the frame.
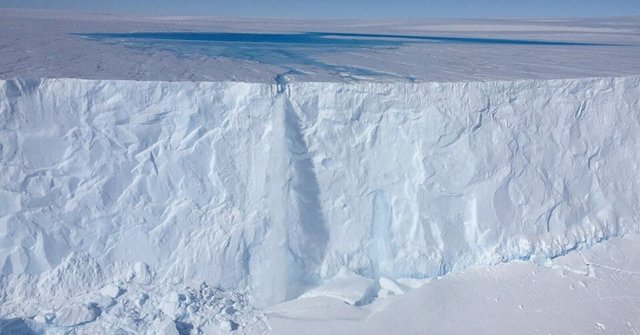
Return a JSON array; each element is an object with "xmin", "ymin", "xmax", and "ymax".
[{"xmin": 1, "ymin": 9, "xmax": 640, "ymax": 335}]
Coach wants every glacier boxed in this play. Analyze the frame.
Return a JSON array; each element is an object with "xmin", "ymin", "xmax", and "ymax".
[
  {"xmin": 2, "ymin": 76, "xmax": 639, "ymax": 311},
  {"xmin": 2, "ymin": 9, "xmax": 640, "ymax": 334}
]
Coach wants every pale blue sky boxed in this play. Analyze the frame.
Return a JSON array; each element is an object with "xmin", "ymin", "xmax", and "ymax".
[{"xmin": 2, "ymin": 0, "xmax": 639, "ymax": 19}]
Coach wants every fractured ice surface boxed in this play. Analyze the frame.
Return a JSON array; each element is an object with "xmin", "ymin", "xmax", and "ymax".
[{"xmin": 1, "ymin": 76, "xmax": 639, "ymax": 310}]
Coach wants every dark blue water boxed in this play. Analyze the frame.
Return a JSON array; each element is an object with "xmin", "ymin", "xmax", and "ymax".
[
  {"xmin": 81, "ymin": 31, "xmax": 611, "ymax": 47},
  {"xmin": 78, "ymin": 31, "xmax": 616, "ymax": 79}
]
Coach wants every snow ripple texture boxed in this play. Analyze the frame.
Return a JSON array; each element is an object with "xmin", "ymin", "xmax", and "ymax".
[{"xmin": 1, "ymin": 76, "xmax": 640, "ymax": 308}]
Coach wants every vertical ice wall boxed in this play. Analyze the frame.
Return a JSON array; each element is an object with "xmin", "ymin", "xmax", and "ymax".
[
  {"xmin": 287, "ymin": 77, "xmax": 640, "ymax": 279},
  {"xmin": 1, "ymin": 76, "xmax": 639, "ymax": 305}
]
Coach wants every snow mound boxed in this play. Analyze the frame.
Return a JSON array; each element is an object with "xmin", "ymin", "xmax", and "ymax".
[
  {"xmin": 1, "ymin": 76, "xmax": 639, "ymax": 318},
  {"xmin": 300, "ymin": 269, "xmax": 377, "ymax": 305}
]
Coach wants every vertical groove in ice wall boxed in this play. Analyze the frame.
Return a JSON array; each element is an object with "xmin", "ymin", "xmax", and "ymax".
[{"xmin": 0, "ymin": 76, "xmax": 639, "ymax": 304}]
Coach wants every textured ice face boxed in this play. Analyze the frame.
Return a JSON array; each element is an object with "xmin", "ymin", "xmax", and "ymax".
[
  {"xmin": 287, "ymin": 78, "xmax": 640, "ymax": 280},
  {"xmin": 1, "ymin": 76, "xmax": 639, "ymax": 307}
]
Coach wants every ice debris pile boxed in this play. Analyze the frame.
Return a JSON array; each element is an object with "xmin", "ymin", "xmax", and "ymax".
[
  {"xmin": 1, "ymin": 76, "xmax": 640, "ymax": 332},
  {"xmin": 0, "ymin": 252, "xmax": 265, "ymax": 334}
]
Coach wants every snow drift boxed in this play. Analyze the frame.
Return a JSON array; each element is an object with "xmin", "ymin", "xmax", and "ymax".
[{"xmin": 1, "ymin": 76, "xmax": 639, "ymax": 306}]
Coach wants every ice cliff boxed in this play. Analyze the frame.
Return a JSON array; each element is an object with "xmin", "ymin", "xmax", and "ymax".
[{"xmin": 1, "ymin": 76, "xmax": 639, "ymax": 307}]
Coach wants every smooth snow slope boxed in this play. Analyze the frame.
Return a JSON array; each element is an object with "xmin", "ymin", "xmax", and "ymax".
[{"xmin": 2, "ymin": 76, "xmax": 640, "ymax": 310}]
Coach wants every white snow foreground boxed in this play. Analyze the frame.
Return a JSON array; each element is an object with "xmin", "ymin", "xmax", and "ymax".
[
  {"xmin": 265, "ymin": 233, "xmax": 640, "ymax": 334},
  {"xmin": 1, "ymin": 76, "xmax": 640, "ymax": 333}
]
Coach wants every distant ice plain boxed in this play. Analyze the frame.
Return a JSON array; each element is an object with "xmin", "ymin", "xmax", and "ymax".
[{"xmin": 1, "ymin": 9, "xmax": 640, "ymax": 82}]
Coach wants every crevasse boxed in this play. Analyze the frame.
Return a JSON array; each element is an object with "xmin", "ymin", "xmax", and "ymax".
[{"xmin": 1, "ymin": 76, "xmax": 639, "ymax": 305}]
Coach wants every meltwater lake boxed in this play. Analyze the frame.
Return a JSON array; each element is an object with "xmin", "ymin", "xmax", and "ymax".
[{"xmin": 77, "ymin": 32, "xmax": 617, "ymax": 79}]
